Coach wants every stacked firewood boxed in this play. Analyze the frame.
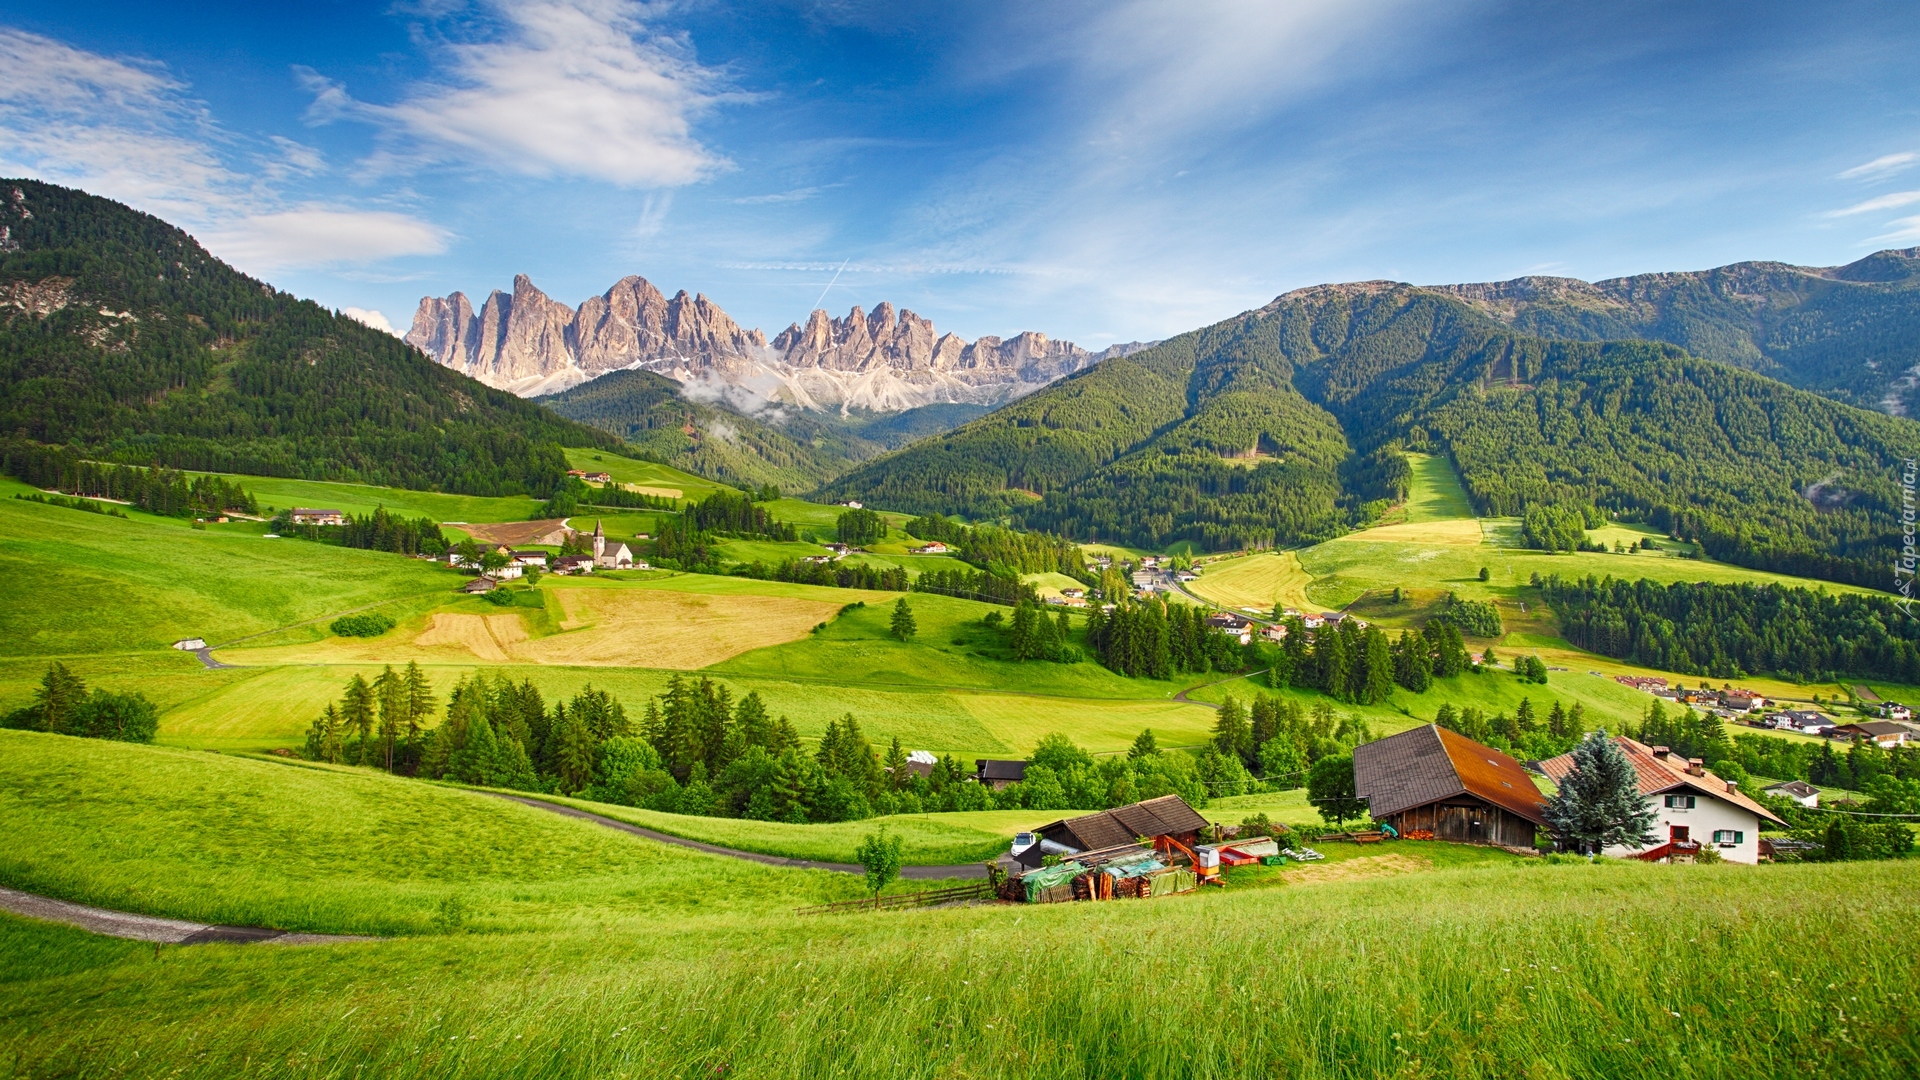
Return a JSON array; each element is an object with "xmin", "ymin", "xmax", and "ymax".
[{"xmin": 1402, "ymin": 829, "xmax": 1435, "ymax": 841}]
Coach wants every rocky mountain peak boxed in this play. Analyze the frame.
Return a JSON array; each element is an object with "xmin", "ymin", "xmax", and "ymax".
[{"xmin": 411, "ymin": 275, "xmax": 1129, "ymax": 410}]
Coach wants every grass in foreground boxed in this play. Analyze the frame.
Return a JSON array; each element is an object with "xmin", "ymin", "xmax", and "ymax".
[{"xmin": 2, "ymin": 732, "xmax": 1917, "ymax": 1079}]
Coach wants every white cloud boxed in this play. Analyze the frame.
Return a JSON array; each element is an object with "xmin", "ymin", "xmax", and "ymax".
[
  {"xmin": 1837, "ymin": 152, "xmax": 1916, "ymax": 181},
  {"xmin": 1824, "ymin": 190, "xmax": 1920, "ymax": 217},
  {"xmin": 1865, "ymin": 215, "xmax": 1920, "ymax": 246},
  {"xmin": 734, "ymin": 186, "xmax": 830, "ymax": 205},
  {"xmin": 341, "ymin": 307, "xmax": 401, "ymax": 335},
  {"xmin": 313, "ymin": 0, "xmax": 734, "ymax": 187},
  {"xmin": 0, "ymin": 29, "xmax": 449, "ymax": 275},
  {"xmin": 202, "ymin": 209, "xmax": 450, "ymax": 271}
]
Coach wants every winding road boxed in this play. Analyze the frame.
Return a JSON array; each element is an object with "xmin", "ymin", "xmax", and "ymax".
[
  {"xmin": 0, "ymin": 886, "xmax": 378, "ymax": 946},
  {"xmin": 491, "ymin": 794, "xmax": 992, "ymax": 879}
]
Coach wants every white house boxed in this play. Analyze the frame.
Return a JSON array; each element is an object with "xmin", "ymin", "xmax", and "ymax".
[
  {"xmin": 290, "ymin": 508, "xmax": 346, "ymax": 526},
  {"xmin": 1537, "ymin": 737, "xmax": 1786, "ymax": 865},
  {"xmin": 1763, "ymin": 780, "xmax": 1820, "ymax": 809},
  {"xmin": 510, "ymin": 550, "xmax": 549, "ymax": 568}
]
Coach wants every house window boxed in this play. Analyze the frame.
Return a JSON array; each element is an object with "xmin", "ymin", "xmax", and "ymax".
[
  {"xmin": 1712, "ymin": 830, "xmax": 1744, "ymax": 845},
  {"xmin": 1663, "ymin": 794, "xmax": 1696, "ymax": 809}
]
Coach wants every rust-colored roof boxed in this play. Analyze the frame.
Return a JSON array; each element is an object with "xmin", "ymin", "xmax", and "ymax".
[
  {"xmin": 1353, "ymin": 725, "xmax": 1549, "ymax": 827},
  {"xmin": 1535, "ymin": 736, "xmax": 1787, "ymax": 827},
  {"xmin": 1434, "ymin": 726, "xmax": 1552, "ymax": 825}
]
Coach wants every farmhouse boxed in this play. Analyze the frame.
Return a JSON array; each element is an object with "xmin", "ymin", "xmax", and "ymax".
[
  {"xmin": 822, "ymin": 542, "xmax": 851, "ymax": 556},
  {"xmin": 510, "ymin": 550, "xmax": 548, "ymax": 568},
  {"xmin": 550, "ymin": 555, "xmax": 593, "ymax": 575},
  {"xmin": 910, "ymin": 541, "xmax": 949, "ymax": 554},
  {"xmin": 461, "ymin": 578, "xmax": 496, "ymax": 594},
  {"xmin": 583, "ymin": 471, "xmax": 612, "ymax": 484},
  {"xmin": 1262, "ymin": 623, "xmax": 1288, "ymax": 643},
  {"xmin": 289, "ymin": 508, "xmax": 346, "ymax": 526},
  {"xmin": 1771, "ymin": 710, "xmax": 1835, "ymax": 735},
  {"xmin": 1353, "ymin": 725, "xmax": 1550, "ymax": 848},
  {"xmin": 1763, "ymin": 780, "xmax": 1820, "ymax": 808},
  {"xmin": 1833, "ymin": 721, "xmax": 1912, "ymax": 747},
  {"xmin": 171, "ymin": 638, "xmax": 207, "ymax": 651},
  {"xmin": 1536, "ymin": 738, "xmax": 1787, "ymax": 864},
  {"xmin": 1020, "ymin": 795, "xmax": 1211, "ymax": 870},
  {"xmin": 974, "ymin": 759, "xmax": 1028, "ymax": 790}
]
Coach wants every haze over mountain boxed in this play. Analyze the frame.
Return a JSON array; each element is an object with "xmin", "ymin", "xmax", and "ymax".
[{"xmin": 407, "ymin": 275, "xmax": 1151, "ymax": 410}]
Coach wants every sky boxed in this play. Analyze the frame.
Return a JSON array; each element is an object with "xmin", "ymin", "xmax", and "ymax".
[{"xmin": 1, "ymin": 0, "xmax": 1917, "ymax": 347}]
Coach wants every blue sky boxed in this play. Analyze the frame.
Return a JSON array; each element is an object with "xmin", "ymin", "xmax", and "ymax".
[{"xmin": 2, "ymin": 1, "xmax": 1917, "ymax": 348}]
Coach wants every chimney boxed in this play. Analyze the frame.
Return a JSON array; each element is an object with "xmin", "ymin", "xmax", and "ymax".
[
  {"xmin": 1652, "ymin": 746, "xmax": 1670, "ymax": 758},
  {"xmin": 1687, "ymin": 758, "xmax": 1705, "ymax": 777},
  {"xmin": 1725, "ymin": 779, "xmax": 1738, "ymax": 794}
]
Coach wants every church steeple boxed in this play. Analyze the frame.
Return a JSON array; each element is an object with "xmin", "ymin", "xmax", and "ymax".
[{"xmin": 592, "ymin": 518, "xmax": 605, "ymax": 561}]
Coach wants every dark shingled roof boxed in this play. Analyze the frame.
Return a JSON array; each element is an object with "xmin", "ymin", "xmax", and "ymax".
[
  {"xmin": 1036, "ymin": 795, "xmax": 1208, "ymax": 852},
  {"xmin": 1353, "ymin": 724, "xmax": 1550, "ymax": 827},
  {"xmin": 975, "ymin": 759, "xmax": 1028, "ymax": 783}
]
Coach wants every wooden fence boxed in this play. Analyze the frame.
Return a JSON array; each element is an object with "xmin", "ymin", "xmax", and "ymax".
[{"xmin": 794, "ymin": 880, "xmax": 993, "ymax": 916}]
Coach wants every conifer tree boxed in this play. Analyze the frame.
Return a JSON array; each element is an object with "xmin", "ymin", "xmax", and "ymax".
[
  {"xmin": 1213, "ymin": 695, "xmax": 1253, "ymax": 766},
  {"xmin": 1543, "ymin": 731, "xmax": 1659, "ymax": 855},
  {"xmin": 1361, "ymin": 629, "xmax": 1394, "ymax": 704},
  {"xmin": 1547, "ymin": 700, "xmax": 1570, "ymax": 739},
  {"xmin": 1129, "ymin": 728, "xmax": 1160, "ymax": 758},
  {"xmin": 1055, "ymin": 609, "xmax": 1073, "ymax": 652},
  {"xmin": 373, "ymin": 666, "xmax": 403, "ymax": 771},
  {"xmin": 890, "ymin": 598, "xmax": 918, "ymax": 641},
  {"xmin": 553, "ymin": 709, "xmax": 596, "ymax": 793},
  {"xmin": 403, "ymin": 661, "xmax": 435, "ymax": 745},
  {"xmin": 1434, "ymin": 702, "xmax": 1459, "ymax": 732},
  {"xmin": 32, "ymin": 662, "xmax": 86, "ymax": 734},
  {"xmin": 883, "ymin": 735, "xmax": 910, "ymax": 790},
  {"xmin": 1515, "ymin": 697, "xmax": 1537, "ymax": 732},
  {"xmin": 341, "ymin": 674, "xmax": 376, "ymax": 765}
]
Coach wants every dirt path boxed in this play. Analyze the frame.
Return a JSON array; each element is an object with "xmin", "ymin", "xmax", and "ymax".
[
  {"xmin": 0, "ymin": 885, "xmax": 378, "ymax": 945},
  {"xmin": 1171, "ymin": 668, "xmax": 1270, "ymax": 709},
  {"xmin": 492, "ymin": 795, "xmax": 992, "ymax": 880}
]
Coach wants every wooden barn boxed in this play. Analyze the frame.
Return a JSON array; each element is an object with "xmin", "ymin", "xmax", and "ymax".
[
  {"xmin": 1019, "ymin": 795, "xmax": 1210, "ymax": 868},
  {"xmin": 1352, "ymin": 725, "xmax": 1549, "ymax": 848}
]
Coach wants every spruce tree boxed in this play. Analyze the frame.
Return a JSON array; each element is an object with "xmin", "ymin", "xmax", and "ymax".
[
  {"xmin": 1515, "ymin": 697, "xmax": 1537, "ymax": 732},
  {"xmin": 1547, "ymin": 700, "xmax": 1570, "ymax": 739},
  {"xmin": 1543, "ymin": 731, "xmax": 1658, "ymax": 855},
  {"xmin": 1130, "ymin": 728, "xmax": 1160, "ymax": 758},
  {"xmin": 1361, "ymin": 629, "xmax": 1394, "ymax": 704},
  {"xmin": 32, "ymin": 662, "xmax": 86, "ymax": 734},
  {"xmin": 341, "ymin": 675, "xmax": 376, "ymax": 765},
  {"xmin": 403, "ymin": 661, "xmax": 435, "ymax": 744},
  {"xmin": 1009, "ymin": 602, "xmax": 1035, "ymax": 658},
  {"xmin": 883, "ymin": 735, "xmax": 910, "ymax": 790},
  {"xmin": 1213, "ymin": 695, "xmax": 1253, "ymax": 766},
  {"xmin": 890, "ymin": 598, "xmax": 918, "ymax": 641},
  {"xmin": 374, "ymin": 666, "xmax": 403, "ymax": 771}
]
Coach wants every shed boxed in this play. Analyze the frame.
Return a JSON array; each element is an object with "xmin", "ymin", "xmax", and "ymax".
[
  {"xmin": 1028, "ymin": 795, "xmax": 1209, "ymax": 864},
  {"xmin": 1352, "ymin": 724, "xmax": 1549, "ymax": 848},
  {"xmin": 975, "ymin": 759, "xmax": 1028, "ymax": 789},
  {"xmin": 1763, "ymin": 780, "xmax": 1820, "ymax": 808}
]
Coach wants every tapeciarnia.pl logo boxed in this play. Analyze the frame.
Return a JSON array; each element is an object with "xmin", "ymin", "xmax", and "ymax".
[{"xmin": 1899, "ymin": 458, "xmax": 1918, "ymax": 617}]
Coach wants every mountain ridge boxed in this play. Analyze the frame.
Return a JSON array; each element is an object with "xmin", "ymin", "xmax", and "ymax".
[{"xmin": 408, "ymin": 274, "xmax": 1152, "ymax": 411}]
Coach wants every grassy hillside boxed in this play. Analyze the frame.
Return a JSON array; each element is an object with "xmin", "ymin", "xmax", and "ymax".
[
  {"xmin": 0, "ymin": 475, "xmax": 454, "ymax": 656},
  {"xmin": 2, "ymin": 733, "xmax": 1915, "ymax": 1078},
  {"xmin": 0, "ymin": 179, "xmax": 617, "ymax": 496}
]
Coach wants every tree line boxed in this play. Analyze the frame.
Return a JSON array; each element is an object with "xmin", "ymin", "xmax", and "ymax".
[
  {"xmin": 272, "ymin": 505, "xmax": 446, "ymax": 556},
  {"xmin": 1543, "ymin": 573, "xmax": 1920, "ymax": 682},
  {"xmin": 3, "ymin": 662, "xmax": 157, "ymax": 743},
  {"xmin": 2, "ymin": 442, "xmax": 257, "ymax": 519}
]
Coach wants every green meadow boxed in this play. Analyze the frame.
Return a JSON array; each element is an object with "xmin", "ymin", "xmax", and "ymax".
[
  {"xmin": 562, "ymin": 447, "xmax": 730, "ymax": 500},
  {"xmin": 2, "ymin": 731, "xmax": 1916, "ymax": 1079},
  {"xmin": 186, "ymin": 471, "xmax": 544, "ymax": 522}
]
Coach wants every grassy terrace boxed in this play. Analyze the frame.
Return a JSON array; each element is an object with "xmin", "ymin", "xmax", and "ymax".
[{"xmin": 2, "ymin": 732, "xmax": 1916, "ymax": 1079}]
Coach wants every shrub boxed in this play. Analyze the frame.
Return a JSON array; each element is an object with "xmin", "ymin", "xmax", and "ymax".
[
  {"xmin": 330, "ymin": 613, "xmax": 396, "ymax": 637},
  {"xmin": 482, "ymin": 589, "xmax": 517, "ymax": 607}
]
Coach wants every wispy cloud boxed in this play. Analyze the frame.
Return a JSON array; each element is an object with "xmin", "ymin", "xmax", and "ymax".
[
  {"xmin": 1837, "ymin": 152, "xmax": 1916, "ymax": 181},
  {"xmin": 308, "ymin": 0, "xmax": 737, "ymax": 187},
  {"xmin": 1824, "ymin": 190, "xmax": 1920, "ymax": 217},
  {"xmin": 0, "ymin": 29, "xmax": 446, "ymax": 273},
  {"xmin": 733, "ymin": 185, "xmax": 832, "ymax": 205},
  {"xmin": 1865, "ymin": 215, "xmax": 1920, "ymax": 246}
]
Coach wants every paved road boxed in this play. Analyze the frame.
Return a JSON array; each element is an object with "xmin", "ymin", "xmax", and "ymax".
[
  {"xmin": 0, "ymin": 886, "xmax": 378, "ymax": 946},
  {"xmin": 492, "ymin": 794, "xmax": 993, "ymax": 880},
  {"xmin": 190, "ymin": 647, "xmax": 234, "ymax": 670},
  {"xmin": 1171, "ymin": 668, "xmax": 1271, "ymax": 709}
]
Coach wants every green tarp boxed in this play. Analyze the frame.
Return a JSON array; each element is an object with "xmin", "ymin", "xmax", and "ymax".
[{"xmin": 1022, "ymin": 862, "xmax": 1087, "ymax": 902}]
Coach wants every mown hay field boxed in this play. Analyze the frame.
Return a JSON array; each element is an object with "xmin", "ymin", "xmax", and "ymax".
[
  {"xmin": 1187, "ymin": 551, "xmax": 1319, "ymax": 612},
  {"xmin": 2, "ymin": 733, "xmax": 1916, "ymax": 1080}
]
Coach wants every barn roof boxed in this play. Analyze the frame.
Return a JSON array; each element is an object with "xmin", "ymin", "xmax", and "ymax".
[
  {"xmin": 1036, "ymin": 795, "xmax": 1209, "ymax": 853},
  {"xmin": 1353, "ymin": 724, "xmax": 1550, "ymax": 826}
]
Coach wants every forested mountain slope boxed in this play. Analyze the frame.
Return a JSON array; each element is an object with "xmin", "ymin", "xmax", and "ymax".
[
  {"xmin": 538, "ymin": 370, "xmax": 992, "ymax": 491},
  {"xmin": 822, "ymin": 280, "xmax": 1920, "ymax": 587},
  {"xmin": 1428, "ymin": 248, "xmax": 1920, "ymax": 415},
  {"xmin": 0, "ymin": 180, "xmax": 617, "ymax": 496}
]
